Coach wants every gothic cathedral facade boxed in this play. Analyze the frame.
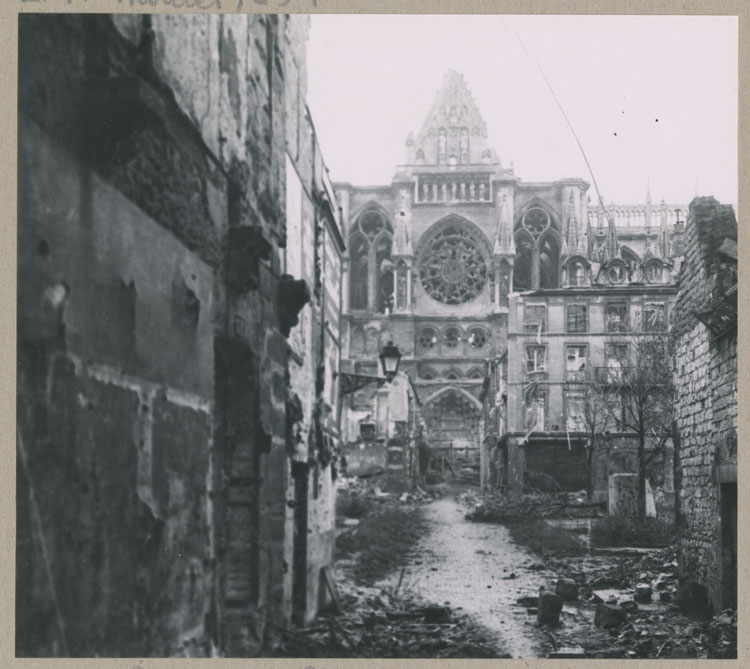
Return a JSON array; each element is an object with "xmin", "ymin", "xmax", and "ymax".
[{"xmin": 336, "ymin": 71, "xmax": 687, "ymax": 495}]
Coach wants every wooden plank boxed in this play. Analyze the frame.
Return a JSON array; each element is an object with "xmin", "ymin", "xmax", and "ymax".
[{"xmin": 321, "ymin": 566, "xmax": 342, "ymax": 615}]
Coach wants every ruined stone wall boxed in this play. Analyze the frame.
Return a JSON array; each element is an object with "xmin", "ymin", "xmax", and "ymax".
[
  {"xmin": 672, "ymin": 197, "xmax": 738, "ymax": 613},
  {"xmin": 17, "ymin": 13, "xmax": 319, "ymax": 657},
  {"xmin": 282, "ymin": 15, "xmax": 340, "ymax": 626}
]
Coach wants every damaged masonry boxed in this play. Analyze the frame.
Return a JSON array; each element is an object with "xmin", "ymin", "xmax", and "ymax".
[{"xmin": 16, "ymin": 12, "xmax": 737, "ymax": 660}]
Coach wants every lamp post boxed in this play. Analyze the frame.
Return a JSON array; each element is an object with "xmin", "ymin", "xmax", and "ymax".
[
  {"xmin": 379, "ymin": 340, "xmax": 402, "ymax": 382},
  {"xmin": 337, "ymin": 341, "xmax": 402, "ymax": 396}
]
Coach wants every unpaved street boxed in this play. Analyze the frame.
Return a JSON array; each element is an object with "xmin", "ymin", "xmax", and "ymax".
[{"xmin": 383, "ymin": 494, "xmax": 556, "ymax": 658}]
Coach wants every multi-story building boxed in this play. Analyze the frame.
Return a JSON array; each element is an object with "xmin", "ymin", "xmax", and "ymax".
[{"xmin": 338, "ymin": 70, "xmax": 687, "ymax": 495}]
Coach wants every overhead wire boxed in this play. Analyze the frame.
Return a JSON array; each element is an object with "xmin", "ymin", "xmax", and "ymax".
[{"xmin": 500, "ymin": 18, "xmax": 610, "ymax": 218}]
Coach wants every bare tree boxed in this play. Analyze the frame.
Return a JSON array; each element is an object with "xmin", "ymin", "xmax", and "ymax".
[
  {"xmin": 596, "ymin": 320, "xmax": 675, "ymax": 520},
  {"xmin": 578, "ymin": 383, "xmax": 613, "ymax": 501}
]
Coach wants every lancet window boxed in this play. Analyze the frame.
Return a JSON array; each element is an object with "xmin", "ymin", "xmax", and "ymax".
[{"xmin": 348, "ymin": 209, "xmax": 393, "ymax": 313}]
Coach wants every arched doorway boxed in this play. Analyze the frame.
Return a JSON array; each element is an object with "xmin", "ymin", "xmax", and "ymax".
[{"xmin": 422, "ymin": 388, "xmax": 482, "ymax": 473}]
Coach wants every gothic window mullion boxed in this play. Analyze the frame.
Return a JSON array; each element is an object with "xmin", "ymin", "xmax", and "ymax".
[{"xmin": 367, "ymin": 246, "xmax": 378, "ymax": 312}]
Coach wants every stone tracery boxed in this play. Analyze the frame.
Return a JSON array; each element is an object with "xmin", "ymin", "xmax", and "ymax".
[{"xmin": 418, "ymin": 222, "xmax": 489, "ymax": 305}]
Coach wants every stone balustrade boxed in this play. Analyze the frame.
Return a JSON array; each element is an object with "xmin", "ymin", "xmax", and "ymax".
[
  {"xmin": 415, "ymin": 174, "xmax": 493, "ymax": 204},
  {"xmin": 588, "ymin": 203, "xmax": 689, "ymax": 229}
]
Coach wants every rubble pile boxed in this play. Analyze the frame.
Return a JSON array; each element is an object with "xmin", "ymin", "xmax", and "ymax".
[
  {"xmin": 335, "ymin": 476, "xmax": 443, "ymax": 586},
  {"xmin": 512, "ymin": 545, "xmax": 736, "ymax": 659},
  {"xmin": 273, "ymin": 581, "xmax": 504, "ymax": 658},
  {"xmin": 463, "ymin": 490, "xmax": 604, "ymax": 524}
]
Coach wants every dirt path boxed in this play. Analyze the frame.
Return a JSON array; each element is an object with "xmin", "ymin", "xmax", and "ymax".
[{"xmin": 382, "ymin": 493, "xmax": 556, "ymax": 659}]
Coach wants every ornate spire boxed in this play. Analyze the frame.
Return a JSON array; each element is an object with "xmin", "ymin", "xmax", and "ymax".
[
  {"xmin": 606, "ymin": 203, "xmax": 618, "ymax": 260},
  {"xmin": 562, "ymin": 191, "xmax": 585, "ymax": 258},
  {"xmin": 658, "ymin": 198, "xmax": 670, "ymax": 258},
  {"xmin": 645, "ymin": 181, "xmax": 653, "ymax": 231},
  {"xmin": 393, "ymin": 193, "xmax": 413, "ymax": 258},
  {"xmin": 494, "ymin": 193, "xmax": 515, "ymax": 257}
]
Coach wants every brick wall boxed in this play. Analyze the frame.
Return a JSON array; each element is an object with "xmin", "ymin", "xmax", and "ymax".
[{"xmin": 672, "ymin": 197, "xmax": 737, "ymax": 613}]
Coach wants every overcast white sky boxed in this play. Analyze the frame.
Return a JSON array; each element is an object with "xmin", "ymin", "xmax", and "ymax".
[{"xmin": 307, "ymin": 15, "xmax": 737, "ymax": 206}]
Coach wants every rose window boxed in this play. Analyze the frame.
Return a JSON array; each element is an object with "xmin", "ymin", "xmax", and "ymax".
[{"xmin": 418, "ymin": 225, "xmax": 488, "ymax": 305}]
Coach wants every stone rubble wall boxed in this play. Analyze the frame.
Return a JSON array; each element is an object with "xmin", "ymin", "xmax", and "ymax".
[{"xmin": 17, "ymin": 13, "xmax": 330, "ymax": 657}]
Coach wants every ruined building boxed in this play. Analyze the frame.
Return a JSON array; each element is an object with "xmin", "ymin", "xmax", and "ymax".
[
  {"xmin": 17, "ymin": 13, "xmax": 342, "ymax": 656},
  {"xmin": 671, "ymin": 197, "xmax": 737, "ymax": 614},
  {"xmin": 337, "ymin": 70, "xmax": 687, "ymax": 496}
]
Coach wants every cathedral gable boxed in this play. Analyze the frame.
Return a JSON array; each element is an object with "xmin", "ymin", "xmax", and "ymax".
[{"xmin": 413, "ymin": 70, "xmax": 494, "ymax": 166}]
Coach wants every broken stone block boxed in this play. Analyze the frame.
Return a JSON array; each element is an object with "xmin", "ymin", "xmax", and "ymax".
[
  {"xmin": 595, "ymin": 603, "xmax": 628, "ymax": 629},
  {"xmin": 634, "ymin": 583, "xmax": 653, "ymax": 603},
  {"xmin": 620, "ymin": 599, "xmax": 639, "ymax": 612},
  {"xmin": 555, "ymin": 578, "xmax": 579, "ymax": 601},
  {"xmin": 537, "ymin": 591, "xmax": 563, "ymax": 626},
  {"xmin": 421, "ymin": 606, "xmax": 451, "ymax": 624},
  {"xmin": 592, "ymin": 589, "xmax": 620, "ymax": 604},
  {"xmin": 516, "ymin": 595, "xmax": 538, "ymax": 608}
]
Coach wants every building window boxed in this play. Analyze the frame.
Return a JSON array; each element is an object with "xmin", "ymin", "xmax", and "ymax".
[
  {"xmin": 565, "ymin": 387, "xmax": 587, "ymax": 432},
  {"xmin": 524, "ymin": 391, "xmax": 546, "ymax": 432},
  {"xmin": 643, "ymin": 302, "xmax": 666, "ymax": 332},
  {"xmin": 566, "ymin": 345, "xmax": 587, "ymax": 381},
  {"xmin": 359, "ymin": 422, "xmax": 376, "ymax": 440},
  {"xmin": 467, "ymin": 327, "xmax": 487, "ymax": 349},
  {"xmin": 606, "ymin": 301, "xmax": 629, "ymax": 333},
  {"xmin": 526, "ymin": 345, "xmax": 547, "ymax": 373},
  {"xmin": 420, "ymin": 367, "xmax": 437, "ymax": 380},
  {"xmin": 524, "ymin": 304, "xmax": 546, "ymax": 334},
  {"xmin": 569, "ymin": 261, "xmax": 586, "ymax": 286},
  {"xmin": 607, "ymin": 262, "xmax": 626, "ymax": 284},
  {"xmin": 348, "ymin": 209, "xmax": 393, "ymax": 312},
  {"xmin": 605, "ymin": 343, "xmax": 628, "ymax": 382},
  {"xmin": 645, "ymin": 261, "xmax": 664, "ymax": 283},
  {"xmin": 418, "ymin": 328, "xmax": 437, "ymax": 350},
  {"xmin": 566, "ymin": 305, "xmax": 588, "ymax": 333},
  {"xmin": 444, "ymin": 328, "xmax": 461, "ymax": 349},
  {"xmin": 522, "ymin": 208, "xmax": 551, "ymax": 238}
]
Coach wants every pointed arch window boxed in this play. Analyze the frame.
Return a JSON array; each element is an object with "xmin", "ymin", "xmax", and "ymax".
[
  {"xmin": 349, "ymin": 234, "xmax": 369, "ymax": 310},
  {"xmin": 514, "ymin": 205, "xmax": 561, "ymax": 290},
  {"xmin": 348, "ymin": 209, "xmax": 393, "ymax": 312}
]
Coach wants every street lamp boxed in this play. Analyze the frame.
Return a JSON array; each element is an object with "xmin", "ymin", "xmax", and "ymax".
[
  {"xmin": 379, "ymin": 341, "xmax": 402, "ymax": 382},
  {"xmin": 337, "ymin": 341, "xmax": 403, "ymax": 396}
]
